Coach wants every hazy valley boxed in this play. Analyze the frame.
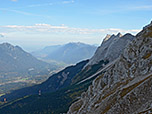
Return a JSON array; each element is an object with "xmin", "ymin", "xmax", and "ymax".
[
  {"xmin": 0, "ymin": 42, "xmax": 97, "ymax": 96},
  {"xmin": 1, "ymin": 21, "xmax": 151, "ymax": 113}
]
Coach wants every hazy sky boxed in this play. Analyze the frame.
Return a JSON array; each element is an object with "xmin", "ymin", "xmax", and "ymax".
[{"xmin": 0, "ymin": 0, "xmax": 152, "ymax": 51}]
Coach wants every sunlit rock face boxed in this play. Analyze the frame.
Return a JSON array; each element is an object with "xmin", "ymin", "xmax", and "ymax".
[
  {"xmin": 68, "ymin": 22, "xmax": 152, "ymax": 114},
  {"xmin": 85, "ymin": 32, "xmax": 135, "ymax": 67}
]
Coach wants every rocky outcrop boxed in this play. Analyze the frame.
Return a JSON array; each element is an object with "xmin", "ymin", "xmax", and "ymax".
[
  {"xmin": 73, "ymin": 33, "xmax": 134, "ymax": 85},
  {"xmin": 86, "ymin": 33, "xmax": 135, "ymax": 67},
  {"xmin": 68, "ymin": 22, "xmax": 152, "ymax": 114}
]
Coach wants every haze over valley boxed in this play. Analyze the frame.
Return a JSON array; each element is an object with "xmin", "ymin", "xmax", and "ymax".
[{"xmin": 0, "ymin": 0, "xmax": 152, "ymax": 114}]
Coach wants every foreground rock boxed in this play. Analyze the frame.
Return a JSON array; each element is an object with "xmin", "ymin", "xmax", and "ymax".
[{"xmin": 68, "ymin": 22, "xmax": 152, "ymax": 114}]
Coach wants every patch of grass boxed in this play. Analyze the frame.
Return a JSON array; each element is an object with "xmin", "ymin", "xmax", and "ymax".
[
  {"xmin": 70, "ymin": 100, "xmax": 83, "ymax": 112},
  {"xmin": 143, "ymin": 26, "xmax": 152, "ymax": 38},
  {"xmin": 0, "ymin": 77, "xmax": 94, "ymax": 114},
  {"xmin": 102, "ymin": 96, "xmax": 117, "ymax": 114},
  {"xmin": 0, "ymin": 94, "xmax": 5, "ymax": 97},
  {"xmin": 143, "ymin": 52, "xmax": 152, "ymax": 59},
  {"xmin": 138, "ymin": 108, "xmax": 152, "ymax": 114},
  {"xmin": 120, "ymin": 75, "xmax": 152, "ymax": 98},
  {"xmin": 72, "ymin": 60, "xmax": 109, "ymax": 84}
]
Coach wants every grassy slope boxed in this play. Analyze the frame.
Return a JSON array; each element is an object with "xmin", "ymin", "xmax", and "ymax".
[
  {"xmin": 0, "ymin": 78, "xmax": 94, "ymax": 114},
  {"xmin": 0, "ymin": 60, "xmax": 108, "ymax": 114}
]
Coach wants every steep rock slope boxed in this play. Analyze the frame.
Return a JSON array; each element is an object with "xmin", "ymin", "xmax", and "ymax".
[
  {"xmin": 74, "ymin": 33, "xmax": 135, "ymax": 84},
  {"xmin": 86, "ymin": 33, "xmax": 135, "ymax": 66},
  {"xmin": 68, "ymin": 22, "xmax": 152, "ymax": 114}
]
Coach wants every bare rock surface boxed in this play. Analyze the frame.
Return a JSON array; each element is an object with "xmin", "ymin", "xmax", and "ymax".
[
  {"xmin": 86, "ymin": 33, "xmax": 135, "ymax": 67},
  {"xmin": 68, "ymin": 22, "xmax": 152, "ymax": 114}
]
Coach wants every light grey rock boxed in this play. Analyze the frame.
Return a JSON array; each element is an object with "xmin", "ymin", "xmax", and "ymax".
[
  {"xmin": 68, "ymin": 21, "xmax": 152, "ymax": 114},
  {"xmin": 86, "ymin": 33, "xmax": 135, "ymax": 67}
]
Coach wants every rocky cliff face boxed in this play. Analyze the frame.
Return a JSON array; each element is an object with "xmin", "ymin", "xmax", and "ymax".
[
  {"xmin": 86, "ymin": 33, "xmax": 135, "ymax": 66},
  {"xmin": 68, "ymin": 22, "xmax": 152, "ymax": 114},
  {"xmin": 73, "ymin": 33, "xmax": 134, "ymax": 85}
]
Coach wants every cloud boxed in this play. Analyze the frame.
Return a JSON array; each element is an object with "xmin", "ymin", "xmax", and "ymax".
[
  {"xmin": 0, "ymin": 1, "xmax": 76, "ymax": 19},
  {"xmin": 0, "ymin": 34, "xmax": 4, "ymax": 38},
  {"xmin": 91, "ymin": 4, "xmax": 152, "ymax": 16},
  {"xmin": 0, "ymin": 24, "xmax": 140, "ymax": 50},
  {"xmin": 26, "ymin": 0, "xmax": 75, "ymax": 8},
  {"xmin": 62, "ymin": 0, "xmax": 75, "ymax": 4},
  {"xmin": 0, "ymin": 24, "xmax": 140, "ymax": 35},
  {"xmin": 128, "ymin": 5, "xmax": 152, "ymax": 11},
  {"xmin": 11, "ymin": 0, "xmax": 17, "ymax": 2},
  {"xmin": 27, "ymin": 3, "xmax": 53, "ymax": 8},
  {"xmin": 0, "ymin": 8, "xmax": 33, "ymax": 15},
  {"xmin": 0, "ymin": 8, "xmax": 52, "ymax": 19},
  {"xmin": 0, "ymin": 1, "xmax": 75, "ymax": 17}
]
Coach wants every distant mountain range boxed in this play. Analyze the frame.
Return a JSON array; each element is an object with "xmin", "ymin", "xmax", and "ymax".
[
  {"xmin": 0, "ymin": 43, "xmax": 60, "ymax": 94},
  {"xmin": 32, "ymin": 45, "xmax": 61, "ymax": 58},
  {"xmin": 0, "ymin": 22, "xmax": 151, "ymax": 114},
  {"xmin": 0, "ymin": 32, "xmax": 135, "ymax": 113},
  {"xmin": 0, "ymin": 43, "xmax": 51, "ymax": 73},
  {"xmin": 32, "ymin": 42, "xmax": 97, "ymax": 64}
]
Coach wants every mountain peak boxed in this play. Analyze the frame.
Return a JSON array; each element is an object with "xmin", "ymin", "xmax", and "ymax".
[
  {"xmin": 1, "ymin": 42, "xmax": 13, "ymax": 46},
  {"xmin": 137, "ymin": 21, "xmax": 152, "ymax": 38},
  {"xmin": 116, "ymin": 32, "xmax": 123, "ymax": 37},
  {"xmin": 68, "ymin": 21, "xmax": 152, "ymax": 114},
  {"xmin": 103, "ymin": 34, "xmax": 112, "ymax": 42},
  {"xmin": 44, "ymin": 42, "xmax": 97, "ymax": 64},
  {"xmin": 0, "ymin": 42, "xmax": 15, "ymax": 50},
  {"xmin": 144, "ymin": 21, "xmax": 152, "ymax": 29},
  {"xmin": 121, "ymin": 33, "xmax": 134, "ymax": 40},
  {"xmin": 86, "ymin": 32, "xmax": 135, "ymax": 66},
  {"xmin": 67, "ymin": 42, "xmax": 83, "ymax": 45},
  {"xmin": 0, "ymin": 43, "xmax": 24, "ymax": 52}
]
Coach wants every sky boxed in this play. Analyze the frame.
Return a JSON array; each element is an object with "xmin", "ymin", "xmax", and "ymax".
[{"xmin": 0, "ymin": 0, "xmax": 152, "ymax": 51}]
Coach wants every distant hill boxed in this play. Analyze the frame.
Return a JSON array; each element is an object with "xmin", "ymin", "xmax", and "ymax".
[
  {"xmin": 0, "ymin": 43, "xmax": 60, "ymax": 94},
  {"xmin": 32, "ymin": 45, "xmax": 61, "ymax": 58},
  {"xmin": 0, "ymin": 43, "xmax": 51, "ymax": 73},
  {"xmin": 32, "ymin": 42, "xmax": 97, "ymax": 64}
]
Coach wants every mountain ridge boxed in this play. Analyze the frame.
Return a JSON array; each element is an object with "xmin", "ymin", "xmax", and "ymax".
[
  {"xmin": 0, "ymin": 22, "xmax": 149, "ymax": 113},
  {"xmin": 85, "ymin": 33, "xmax": 135, "ymax": 67},
  {"xmin": 68, "ymin": 21, "xmax": 152, "ymax": 114},
  {"xmin": 32, "ymin": 42, "xmax": 97, "ymax": 64},
  {"xmin": 0, "ymin": 42, "xmax": 60, "ymax": 94},
  {"xmin": 0, "ymin": 31, "xmax": 135, "ymax": 113}
]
